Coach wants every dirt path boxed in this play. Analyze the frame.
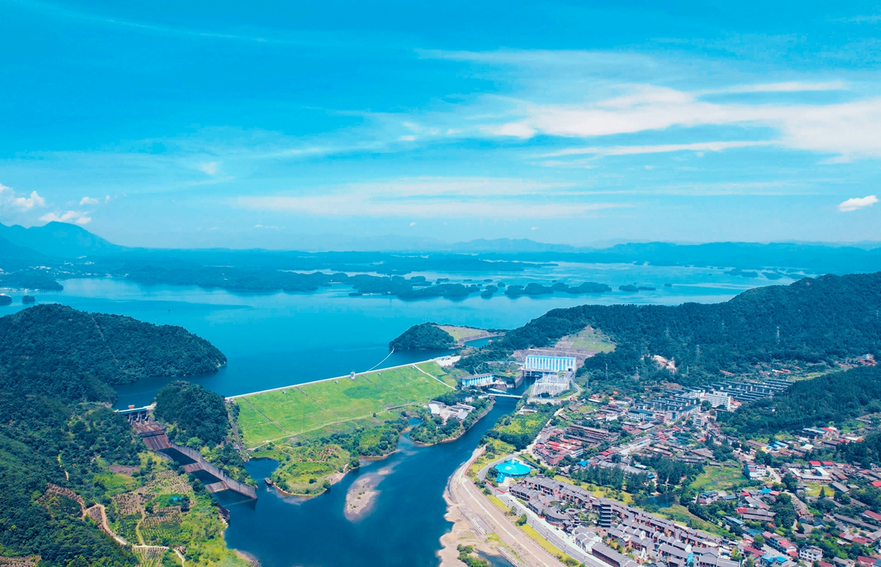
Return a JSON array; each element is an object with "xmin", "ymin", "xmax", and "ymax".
[{"xmin": 84, "ymin": 504, "xmax": 129, "ymax": 546}]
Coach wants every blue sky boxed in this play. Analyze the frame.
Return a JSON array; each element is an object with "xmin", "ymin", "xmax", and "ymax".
[{"xmin": 1, "ymin": 0, "xmax": 880, "ymax": 249}]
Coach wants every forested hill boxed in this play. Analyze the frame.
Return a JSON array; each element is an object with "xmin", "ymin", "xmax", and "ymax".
[
  {"xmin": 719, "ymin": 366, "xmax": 881, "ymax": 435},
  {"xmin": 458, "ymin": 272, "xmax": 881, "ymax": 386},
  {"xmin": 389, "ymin": 322, "xmax": 456, "ymax": 351},
  {"xmin": 0, "ymin": 304, "xmax": 226, "ymax": 401}
]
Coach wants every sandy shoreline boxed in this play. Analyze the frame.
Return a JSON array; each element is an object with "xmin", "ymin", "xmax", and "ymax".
[
  {"xmin": 437, "ymin": 446, "xmax": 505, "ymax": 566},
  {"xmin": 344, "ymin": 476, "xmax": 380, "ymax": 518}
]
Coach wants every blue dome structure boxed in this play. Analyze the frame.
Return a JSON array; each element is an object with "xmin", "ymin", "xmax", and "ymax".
[{"xmin": 495, "ymin": 458, "xmax": 532, "ymax": 482}]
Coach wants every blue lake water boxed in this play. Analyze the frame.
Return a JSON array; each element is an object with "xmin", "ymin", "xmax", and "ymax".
[{"xmin": 0, "ymin": 264, "xmax": 796, "ymax": 566}]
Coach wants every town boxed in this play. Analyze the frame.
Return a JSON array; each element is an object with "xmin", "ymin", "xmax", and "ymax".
[{"xmin": 453, "ymin": 352, "xmax": 881, "ymax": 567}]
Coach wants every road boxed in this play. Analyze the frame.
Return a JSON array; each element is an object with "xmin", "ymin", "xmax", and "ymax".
[{"xmin": 447, "ymin": 455, "xmax": 567, "ymax": 567}]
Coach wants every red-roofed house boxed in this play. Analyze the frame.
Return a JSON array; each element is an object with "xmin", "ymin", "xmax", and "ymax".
[{"xmin": 864, "ymin": 510, "xmax": 881, "ymax": 522}]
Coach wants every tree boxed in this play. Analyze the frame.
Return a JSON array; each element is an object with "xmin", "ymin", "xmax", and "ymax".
[{"xmin": 782, "ymin": 473, "xmax": 798, "ymax": 493}]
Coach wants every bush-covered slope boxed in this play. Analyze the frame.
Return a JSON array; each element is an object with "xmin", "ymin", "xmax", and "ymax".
[
  {"xmin": 0, "ymin": 304, "xmax": 227, "ymax": 401},
  {"xmin": 458, "ymin": 272, "xmax": 881, "ymax": 386},
  {"xmin": 389, "ymin": 322, "xmax": 456, "ymax": 351},
  {"xmin": 719, "ymin": 365, "xmax": 881, "ymax": 434}
]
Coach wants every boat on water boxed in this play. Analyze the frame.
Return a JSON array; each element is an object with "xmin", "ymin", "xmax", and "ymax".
[{"xmin": 264, "ymin": 477, "xmax": 274, "ymax": 486}]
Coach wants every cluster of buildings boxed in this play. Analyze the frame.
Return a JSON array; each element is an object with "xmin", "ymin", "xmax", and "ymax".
[
  {"xmin": 427, "ymin": 400, "xmax": 475, "ymax": 423},
  {"xmin": 533, "ymin": 422, "xmax": 619, "ymax": 465},
  {"xmin": 632, "ymin": 380, "xmax": 793, "ymax": 424},
  {"xmin": 507, "ymin": 476, "xmax": 740, "ymax": 567}
]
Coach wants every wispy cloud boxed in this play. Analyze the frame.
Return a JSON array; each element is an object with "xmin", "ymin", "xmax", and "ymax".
[
  {"xmin": 705, "ymin": 81, "xmax": 848, "ymax": 94},
  {"xmin": 838, "ymin": 195, "xmax": 878, "ymax": 212},
  {"xmin": 539, "ymin": 141, "xmax": 774, "ymax": 159},
  {"xmin": 488, "ymin": 86, "xmax": 881, "ymax": 161},
  {"xmin": 40, "ymin": 210, "xmax": 92, "ymax": 225},
  {"xmin": 197, "ymin": 161, "xmax": 221, "ymax": 175},
  {"xmin": 234, "ymin": 177, "xmax": 627, "ymax": 218},
  {"xmin": 79, "ymin": 196, "xmax": 99, "ymax": 205}
]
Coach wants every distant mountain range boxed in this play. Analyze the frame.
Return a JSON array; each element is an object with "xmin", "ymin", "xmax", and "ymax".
[{"xmin": 1, "ymin": 221, "xmax": 881, "ymax": 275}]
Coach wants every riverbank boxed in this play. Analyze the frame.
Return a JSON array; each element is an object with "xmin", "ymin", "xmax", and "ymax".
[{"xmin": 438, "ymin": 446, "xmax": 503, "ymax": 566}]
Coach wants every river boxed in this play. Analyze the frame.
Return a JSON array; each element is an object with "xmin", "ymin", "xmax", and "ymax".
[{"xmin": 0, "ymin": 264, "xmax": 795, "ymax": 566}]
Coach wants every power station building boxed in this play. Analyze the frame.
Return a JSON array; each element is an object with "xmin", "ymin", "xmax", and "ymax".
[{"xmin": 524, "ymin": 355, "xmax": 576, "ymax": 373}]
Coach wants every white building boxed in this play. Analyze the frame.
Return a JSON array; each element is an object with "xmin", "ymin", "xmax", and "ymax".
[
  {"xmin": 524, "ymin": 355, "xmax": 576, "ymax": 373},
  {"xmin": 532, "ymin": 374, "xmax": 571, "ymax": 397},
  {"xmin": 799, "ymin": 546, "xmax": 823, "ymax": 563}
]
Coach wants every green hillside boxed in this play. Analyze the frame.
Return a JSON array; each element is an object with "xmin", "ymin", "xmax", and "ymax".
[
  {"xmin": 459, "ymin": 272, "xmax": 881, "ymax": 386},
  {"xmin": 0, "ymin": 304, "xmax": 226, "ymax": 402}
]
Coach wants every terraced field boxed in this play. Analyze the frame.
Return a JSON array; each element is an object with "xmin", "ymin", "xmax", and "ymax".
[{"xmin": 235, "ymin": 361, "xmax": 453, "ymax": 447}]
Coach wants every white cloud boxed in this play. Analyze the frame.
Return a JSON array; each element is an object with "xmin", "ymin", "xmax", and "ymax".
[
  {"xmin": 79, "ymin": 196, "xmax": 99, "ymax": 205},
  {"xmin": 539, "ymin": 141, "xmax": 774, "ymax": 158},
  {"xmin": 234, "ymin": 177, "xmax": 626, "ymax": 219},
  {"xmin": 40, "ymin": 210, "xmax": 92, "ymax": 225},
  {"xmin": 491, "ymin": 86, "xmax": 881, "ymax": 161},
  {"xmin": 491, "ymin": 123, "xmax": 536, "ymax": 138},
  {"xmin": 197, "ymin": 161, "xmax": 220, "ymax": 175},
  {"xmin": 838, "ymin": 195, "xmax": 878, "ymax": 212},
  {"xmin": 0, "ymin": 184, "xmax": 46, "ymax": 211},
  {"xmin": 708, "ymin": 81, "xmax": 848, "ymax": 94}
]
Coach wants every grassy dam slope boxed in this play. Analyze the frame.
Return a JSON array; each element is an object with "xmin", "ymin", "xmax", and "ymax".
[{"xmin": 233, "ymin": 362, "xmax": 455, "ymax": 447}]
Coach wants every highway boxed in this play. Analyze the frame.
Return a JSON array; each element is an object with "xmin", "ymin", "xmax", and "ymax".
[{"xmin": 446, "ymin": 454, "xmax": 567, "ymax": 567}]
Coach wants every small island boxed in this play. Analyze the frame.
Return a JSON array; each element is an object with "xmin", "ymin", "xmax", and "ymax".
[
  {"xmin": 388, "ymin": 322, "xmax": 457, "ymax": 351},
  {"xmin": 505, "ymin": 281, "xmax": 612, "ymax": 297},
  {"xmin": 22, "ymin": 295, "xmax": 35, "ymax": 304}
]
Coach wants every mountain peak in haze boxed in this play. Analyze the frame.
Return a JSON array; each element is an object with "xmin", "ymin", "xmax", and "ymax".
[{"xmin": 0, "ymin": 222, "xmax": 124, "ymax": 258}]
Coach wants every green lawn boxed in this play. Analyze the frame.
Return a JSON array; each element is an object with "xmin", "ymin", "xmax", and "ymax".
[
  {"xmin": 235, "ymin": 362, "xmax": 452, "ymax": 447},
  {"xmin": 690, "ymin": 464, "xmax": 747, "ymax": 492},
  {"xmin": 495, "ymin": 412, "xmax": 551, "ymax": 436},
  {"xmin": 658, "ymin": 504, "xmax": 729, "ymax": 538},
  {"xmin": 554, "ymin": 326, "xmax": 615, "ymax": 353}
]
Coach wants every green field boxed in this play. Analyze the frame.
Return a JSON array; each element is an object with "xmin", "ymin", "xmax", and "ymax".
[
  {"xmin": 555, "ymin": 326, "xmax": 615, "ymax": 353},
  {"xmin": 438, "ymin": 325, "xmax": 487, "ymax": 342},
  {"xmin": 658, "ymin": 504, "xmax": 729, "ymax": 538},
  {"xmin": 689, "ymin": 464, "xmax": 747, "ymax": 492},
  {"xmin": 235, "ymin": 362, "xmax": 452, "ymax": 447}
]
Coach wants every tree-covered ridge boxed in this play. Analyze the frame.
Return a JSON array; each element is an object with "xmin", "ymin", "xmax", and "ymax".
[
  {"xmin": 0, "ymin": 393, "xmax": 140, "ymax": 565},
  {"xmin": 0, "ymin": 304, "xmax": 227, "ymax": 402},
  {"xmin": 154, "ymin": 381, "xmax": 231, "ymax": 447},
  {"xmin": 458, "ymin": 272, "xmax": 881, "ymax": 386},
  {"xmin": 719, "ymin": 366, "xmax": 881, "ymax": 434},
  {"xmin": 389, "ymin": 322, "xmax": 456, "ymax": 351}
]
